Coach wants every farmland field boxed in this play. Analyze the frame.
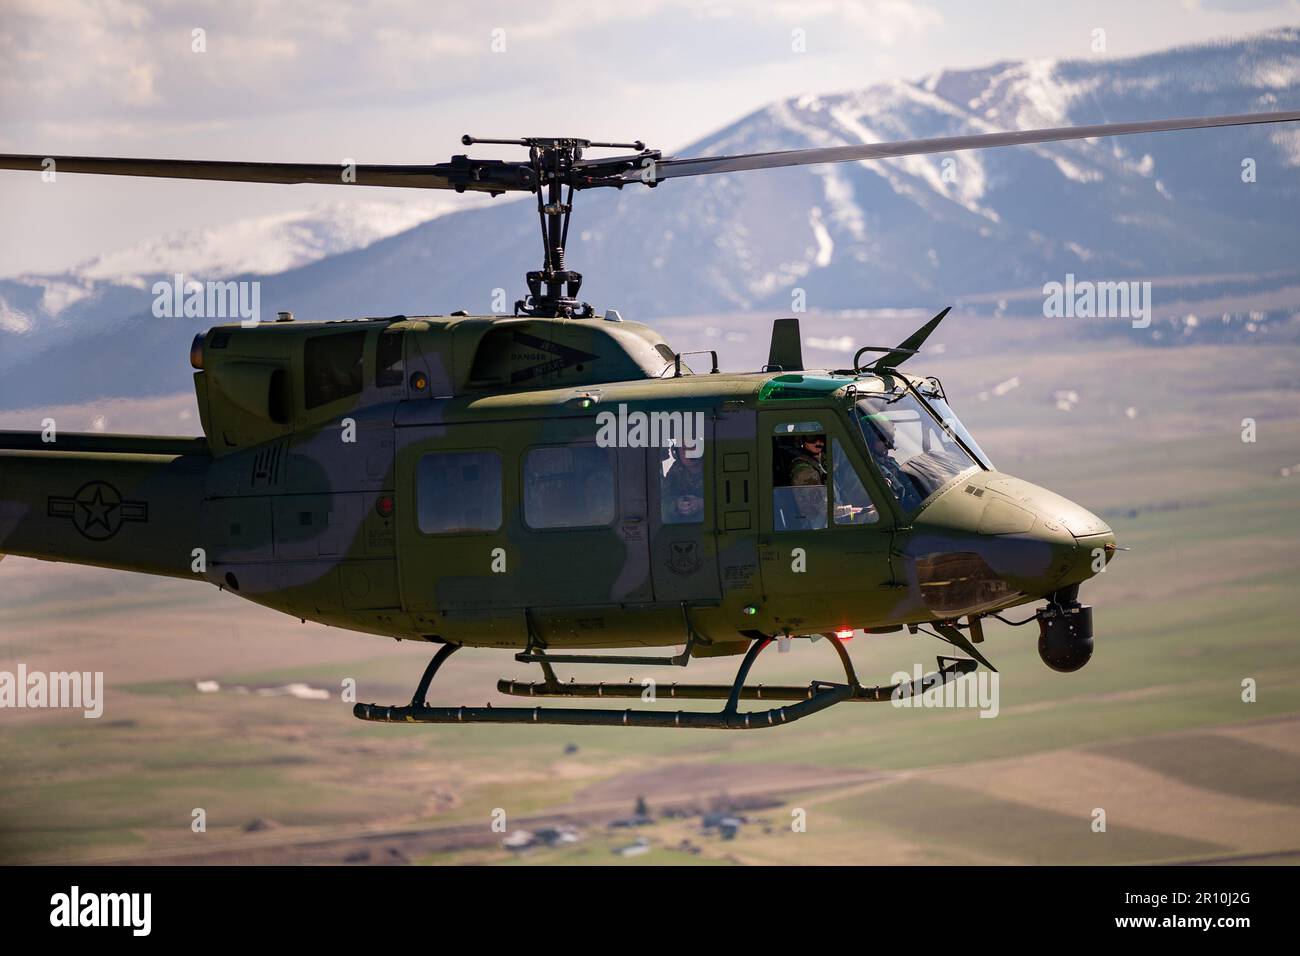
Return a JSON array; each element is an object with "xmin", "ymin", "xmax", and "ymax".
[{"xmin": 2, "ymin": 323, "xmax": 1299, "ymax": 865}]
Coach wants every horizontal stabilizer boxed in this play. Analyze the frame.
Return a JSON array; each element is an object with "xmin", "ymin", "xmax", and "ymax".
[{"xmin": 0, "ymin": 431, "xmax": 207, "ymax": 456}]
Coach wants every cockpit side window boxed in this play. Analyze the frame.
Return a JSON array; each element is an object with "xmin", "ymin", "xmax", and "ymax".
[
  {"xmin": 771, "ymin": 421, "xmax": 827, "ymax": 531},
  {"xmin": 855, "ymin": 393, "xmax": 977, "ymax": 510},
  {"xmin": 832, "ymin": 438, "xmax": 880, "ymax": 525}
]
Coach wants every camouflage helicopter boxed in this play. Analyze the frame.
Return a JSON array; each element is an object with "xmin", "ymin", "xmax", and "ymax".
[{"xmin": 2, "ymin": 108, "xmax": 1298, "ymax": 730}]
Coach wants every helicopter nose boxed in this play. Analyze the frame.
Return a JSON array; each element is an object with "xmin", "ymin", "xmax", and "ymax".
[
  {"xmin": 909, "ymin": 474, "xmax": 1118, "ymax": 617},
  {"xmin": 1054, "ymin": 523, "xmax": 1117, "ymax": 589},
  {"xmin": 978, "ymin": 476, "xmax": 1116, "ymax": 592}
]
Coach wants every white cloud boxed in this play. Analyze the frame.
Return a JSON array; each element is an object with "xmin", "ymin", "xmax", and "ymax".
[
  {"xmin": 0, "ymin": 0, "xmax": 946, "ymax": 124},
  {"xmin": 769, "ymin": 0, "xmax": 943, "ymax": 43},
  {"xmin": 0, "ymin": 0, "xmax": 158, "ymax": 108}
]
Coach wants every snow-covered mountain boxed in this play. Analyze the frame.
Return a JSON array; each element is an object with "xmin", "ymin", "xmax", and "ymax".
[
  {"xmin": 0, "ymin": 194, "xmax": 496, "ymax": 386},
  {"xmin": 3, "ymin": 27, "xmax": 1298, "ymax": 405},
  {"xmin": 65, "ymin": 197, "xmax": 493, "ymax": 287},
  {"xmin": 0, "ymin": 194, "xmax": 492, "ymax": 313}
]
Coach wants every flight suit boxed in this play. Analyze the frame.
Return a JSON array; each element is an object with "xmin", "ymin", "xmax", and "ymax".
[
  {"xmin": 787, "ymin": 449, "xmax": 828, "ymax": 528},
  {"xmin": 661, "ymin": 459, "xmax": 705, "ymax": 523}
]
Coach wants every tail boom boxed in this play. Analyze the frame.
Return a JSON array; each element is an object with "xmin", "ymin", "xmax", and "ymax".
[{"xmin": 0, "ymin": 432, "xmax": 209, "ymax": 579}]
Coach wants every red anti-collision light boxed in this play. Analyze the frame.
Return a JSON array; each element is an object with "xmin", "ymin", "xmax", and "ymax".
[
  {"xmin": 834, "ymin": 628, "xmax": 855, "ymax": 641},
  {"xmin": 376, "ymin": 495, "xmax": 395, "ymax": 518}
]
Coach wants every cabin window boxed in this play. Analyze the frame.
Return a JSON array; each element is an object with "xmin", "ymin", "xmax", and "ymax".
[
  {"xmin": 771, "ymin": 420, "xmax": 827, "ymax": 531},
  {"xmin": 417, "ymin": 451, "xmax": 502, "ymax": 534},
  {"xmin": 304, "ymin": 330, "xmax": 365, "ymax": 409},
  {"xmin": 376, "ymin": 329, "xmax": 405, "ymax": 387},
  {"xmin": 524, "ymin": 445, "xmax": 616, "ymax": 529},
  {"xmin": 658, "ymin": 445, "xmax": 705, "ymax": 524}
]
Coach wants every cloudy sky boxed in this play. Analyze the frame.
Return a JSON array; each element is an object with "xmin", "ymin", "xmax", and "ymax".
[{"xmin": 2, "ymin": 0, "xmax": 1298, "ymax": 274}]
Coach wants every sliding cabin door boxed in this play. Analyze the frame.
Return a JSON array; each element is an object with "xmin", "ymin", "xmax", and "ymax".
[{"xmin": 396, "ymin": 416, "xmax": 652, "ymax": 647}]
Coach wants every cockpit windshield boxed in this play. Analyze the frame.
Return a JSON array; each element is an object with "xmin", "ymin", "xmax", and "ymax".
[
  {"xmin": 915, "ymin": 380, "xmax": 994, "ymax": 470},
  {"xmin": 854, "ymin": 388, "xmax": 980, "ymax": 512}
]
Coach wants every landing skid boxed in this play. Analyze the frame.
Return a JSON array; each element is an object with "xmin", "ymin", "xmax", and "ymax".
[
  {"xmin": 353, "ymin": 632, "xmax": 980, "ymax": 730},
  {"xmin": 497, "ymin": 657, "xmax": 976, "ymax": 704}
]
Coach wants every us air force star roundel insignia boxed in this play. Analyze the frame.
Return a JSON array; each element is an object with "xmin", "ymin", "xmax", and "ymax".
[{"xmin": 47, "ymin": 481, "xmax": 148, "ymax": 541}]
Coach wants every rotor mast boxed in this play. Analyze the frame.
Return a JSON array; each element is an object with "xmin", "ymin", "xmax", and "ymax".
[{"xmin": 462, "ymin": 135, "xmax": 646, "ymax": 318}]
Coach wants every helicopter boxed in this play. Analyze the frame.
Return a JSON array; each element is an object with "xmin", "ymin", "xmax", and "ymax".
[{"xmin": 2, "ymin": 108, "xmax": 1298, "ymax": 730}]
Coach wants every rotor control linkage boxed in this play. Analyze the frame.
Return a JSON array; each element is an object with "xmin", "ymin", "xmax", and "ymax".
[{"xmin": 459, "ymin": 134, "xmax": 662, "ymax": 319}]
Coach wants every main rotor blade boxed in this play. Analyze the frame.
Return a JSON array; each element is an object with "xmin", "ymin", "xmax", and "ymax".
[
  {"xmin": 0, "ymin": 154, "xmax": 535, "ymax": 193},
  {"xmin": 642, "ymin": 110, "xmax": 1300, "ymax": 182}
]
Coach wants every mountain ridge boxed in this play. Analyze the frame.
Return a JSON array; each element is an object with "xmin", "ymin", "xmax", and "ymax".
[{"xmin": 2, "ymin": 27, "xmax": 1298, "ymax": 404}]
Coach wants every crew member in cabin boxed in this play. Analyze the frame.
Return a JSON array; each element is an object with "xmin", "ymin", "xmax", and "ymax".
[
  {"xmin": 780, "ymin": 433, "xmax": 829, "ymax": 529},
  {"xmin": 660, "ymin": 442, "xmax": 704, "ymax": 523}
]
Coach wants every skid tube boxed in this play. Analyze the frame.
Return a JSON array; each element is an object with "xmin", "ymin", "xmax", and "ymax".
[
  {"xmin": 354, "ymin": 633, "xmax": 981, "ymax": 730},
  {"xmin": 497, "ymin": 656, "xmax": 978, "ymax": 703}
]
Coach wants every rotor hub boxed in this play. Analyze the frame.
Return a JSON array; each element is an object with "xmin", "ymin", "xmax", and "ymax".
[{"xmin": 462, "ymin": 135, "xmax": 657, "ymax": 318}]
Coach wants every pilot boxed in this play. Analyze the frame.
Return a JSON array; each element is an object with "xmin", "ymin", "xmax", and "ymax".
[
  {"xmin": 782, "ymin": 434, "xmax": 828, "ymax": 528},
  {"xmin": 859, "ymin": 413, "xmax": 924, "ymax": 512},
  {"xmin": 787, "ymin": 434, "xmax": 827, "ymax": 487},
  {"xmin": 661, "ymin": 442, "xmax": 705, "ymax": 523}
]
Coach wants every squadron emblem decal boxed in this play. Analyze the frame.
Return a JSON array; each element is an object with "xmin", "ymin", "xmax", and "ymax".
[
  {"xmin": 47, "ymin": 481, "xmax": 148, "ymax": 541},
  {"xmin": 509, "ymin": 331, "xmax": 598, "ymax": 383},
  {"xmin": 666, "ymin": 540, "xmax": 704, "ymax": 576}
]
